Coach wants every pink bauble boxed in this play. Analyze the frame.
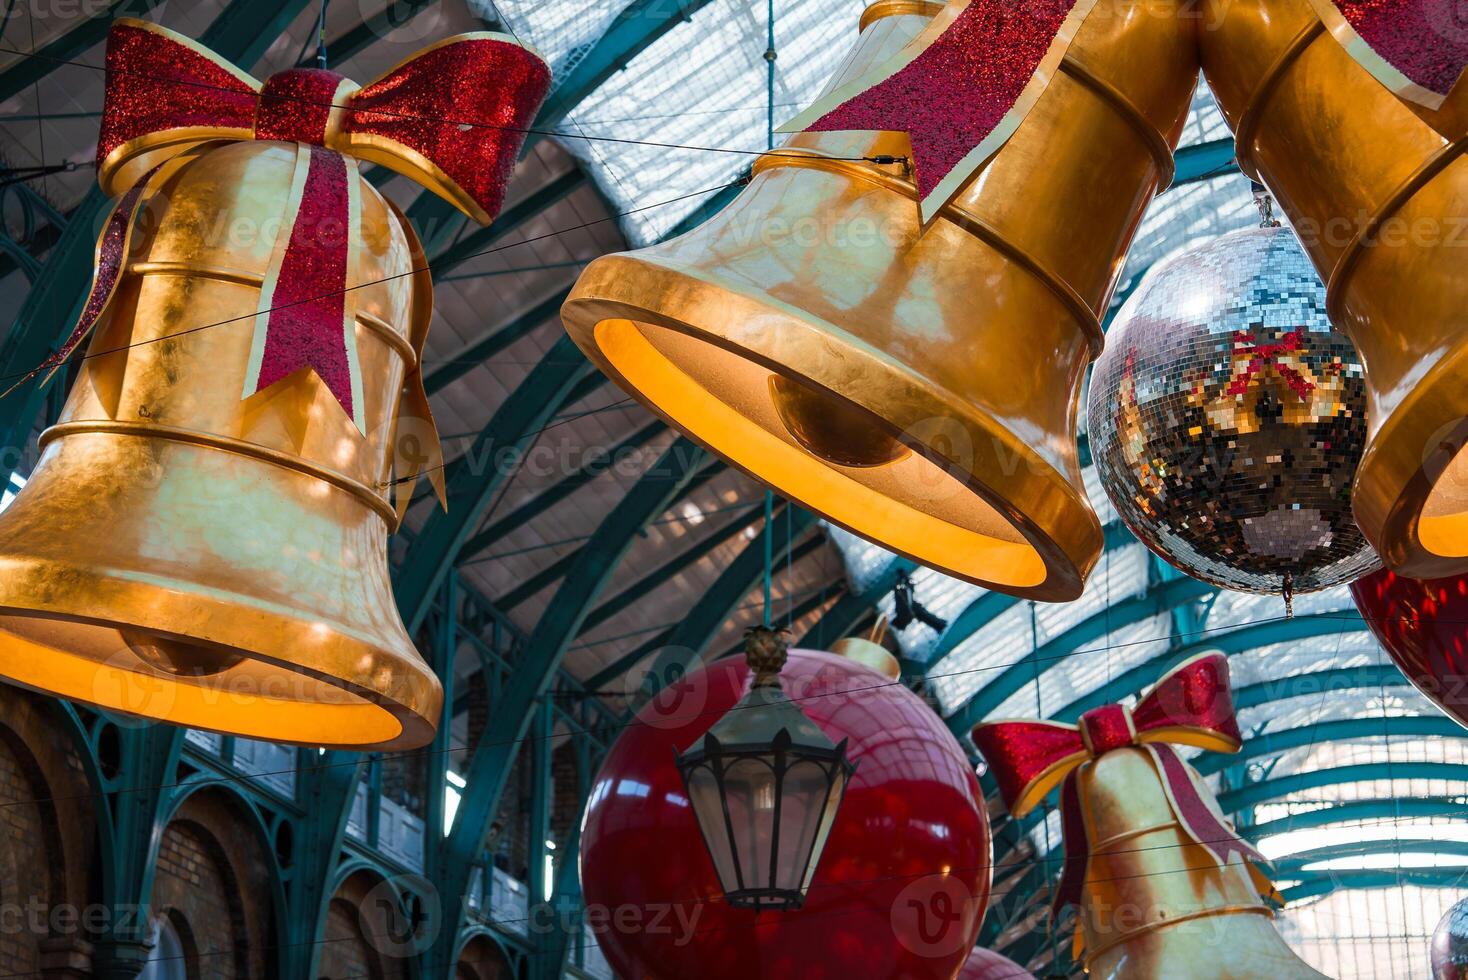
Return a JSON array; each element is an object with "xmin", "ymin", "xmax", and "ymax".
[
  {"xmin": 581, "ymin": 649, "xmax": 990, "ymax": 979},
  {"xmin": 958, "ymin": 946, "xmax": 1038, "ymax": 980}
]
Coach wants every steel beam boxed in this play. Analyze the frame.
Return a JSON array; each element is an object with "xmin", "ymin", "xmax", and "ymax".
[
  {"xmin": 425, "ymin": 437, "xmax": 703, "ymax": 975},
  {"xmin": 1217, "ymin": 762, "xmax": 1468, "ymax": 813},
  {"xmin": 0, "ymin": 0, "xmax": 166, "ymax": 104},
  {"xmin": 944, "ymin": 575, "xmax": 1215, "ymax": 738},
  {"xmin": 394, "ymin": 333, "xmax": 597, "ymax": 633}
]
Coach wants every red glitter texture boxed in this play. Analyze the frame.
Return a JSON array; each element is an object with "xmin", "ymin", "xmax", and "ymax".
[
  {"xmin": 98, "ymin": 23, "xmax": 256, "ymax": 165},
  {"xmin": 254, "ymin": 146, "xmax": 354, "ymax": 415},
  {"xmin": 1079, "ymin": 703, "xmax": 1134, "ymax": 753},
  {"xmin": 1329, "ymin": 0, "xmax": 1468, "ymax": 97},
  {"xmin": 1352, "ymin": 568, "xmax": 1468, "ymax": 731},
  {"xmin": 349, "ymin": 37, "xmax": 551, "ymax": 221},
  {"xmin": 805, "ymin": 0, "xmax": 1081, "ymax": 202},
  {"xmin": 974, "ymin": 654, "xmax": 1261, "ymax": 917},
  {"xmin": 971, "ymin": 653, "xmax": 1242, "ymax": 815},
  {"xmin": 43, "ymin": 174, "xmax": 155, "ymax": 374},
  {"xmin": 256, "ymin": 69, "xmax": 343, "ymax": 144}
]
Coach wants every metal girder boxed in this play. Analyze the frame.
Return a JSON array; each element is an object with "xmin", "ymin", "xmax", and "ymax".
[
  {"xmin": 1273, "ymin": 838, "xmax": 1468, "ymax": 876},
  {"xmin": 1250, "ymin": 797, "xmax": 1468, "ymax": 839},
  {"xmin": 309, "ymin": 0, "xmax": 442, "ymax": 68},
  {"xmin": 1280, "ymin": 868, "xmax": 1465, "ymax": 905},
  {"xmin": 424, "ymin": 288, "xmax": 573, "ymax": 396},
  {"xmin": 425, "ymin": 437, "xmax": 703, "ymax": 974},
  {"xmin": 797, "ymin": 556, "xmax": 915, "ymax": 649},
  {"xmin": 459, "ymin": 420, "xmax": 665, "ymax": 560},
  {"xmin": 944, "ymin": 574, "xmax": 1215, "ymax": 738},
  {"xmin": 0, "ymin": 0, "xmax": 317, "ymax": 487},
  {"xmin": 627, "ymin": 507, "xmax": 821, "ymax": 697},
  {"xmin": 1171, "ymin": 137, "xmax": 1238, "ymax": 186},
  {"xmin": 394, "ymin": 332, "xmax": 597, "ymax": 633},
  {"xmin": 494, "ymin": 455, "xmax": 724, "ymax": 611},
  {"xmin": 432, "ymin": 169, "xmax": 588, "ymax": 279},
  {"xmin": 1194, "ymin": 715, "xmax": 1463, "ymax": 776},
  {"xmin": 287, "ymin": 750, "xmax": 369, "ymax": 979},
  {"xmin": 579, "ymin": 499, "xmax": 772, "ymax": 636},
  {"xmin": 0, "ymin": 0, "xmax": 166, "ymax": 104},
  {"xmin": 1217, "ymin": 762, "xmax": 1468, "ymax": 813},
  {"xmin": 532, "ymin": 817, "xmax": 586, "ymax": 980},
  {"xmin": 525, "ymin": 0, "xmax": 717, "ymax": 140},
  {"xmin": 583, "ymin": 508, "xmax": 820, "ymax": 692}
]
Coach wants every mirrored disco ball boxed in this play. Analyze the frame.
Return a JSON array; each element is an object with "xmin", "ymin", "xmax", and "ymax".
[
  {"xmin": 1087, "ymin": 225, "xmax": 1379, "ymax": 595},
  {"xmin": 1433, "ymin": 897, "xmax": 1468, "ymax": 979}
]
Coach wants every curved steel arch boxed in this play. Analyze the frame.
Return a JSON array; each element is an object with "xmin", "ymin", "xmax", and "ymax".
[{"xmin": 425, "ymin": 436, "xmax": 705, "ymax": 975}]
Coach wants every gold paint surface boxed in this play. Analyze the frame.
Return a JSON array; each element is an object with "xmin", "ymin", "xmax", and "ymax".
[
  {"xmin": 0, "ymin": 141, "xmax": 441, "ymax": 750},
  {"xmin": 562, "ymin": 1, "xmax": 1198, "ymax": 600},
  {"xmin": 1076, "ymin": 749, "xmax": 1326, "ymax": 979},
  {"xmin": 827, "ymin": 636, "xmax": 901, "ymax": 679},
  {"xmin": 1202, "ymin": 0, "xmax": 1468, "ymax": 577}
]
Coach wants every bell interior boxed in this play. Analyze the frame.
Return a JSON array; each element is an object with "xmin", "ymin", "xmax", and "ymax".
[
  {"xmin": 1420, "ymin": 445, "xmax": 1468, "ymax": 560},
  {"xmin": 593, "ymin": 316, "xmax": 1048, "ymax": 590},
  {"xmin": 0, "ymin": 613, "xmax": 405, "ymax": 747}
]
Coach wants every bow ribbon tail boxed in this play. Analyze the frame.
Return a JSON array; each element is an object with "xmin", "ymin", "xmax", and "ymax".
[
  {"xmin": 778, "ymin": 0, "xmax": 1100, "ymax": 225},
  {"xmin": 242, "ymin": 145, "xmax": 366, "ymax": 433},
  {"xmin": 1050, "ymin": 772, "xmax": 1090, "ymax": 918},
  {"xmin": 1306, "ymin": 0, "xmax": 1468, "ymax": 111},
  {"xmin": 1147, "ymin": 744, "xmax": 1264, "ymax": 868},
  {"xmin": 5, "ymin": 160, "xmax": 180, "ymax": 401}
]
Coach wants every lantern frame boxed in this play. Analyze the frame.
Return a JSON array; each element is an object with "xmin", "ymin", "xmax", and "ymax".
[{"xmin": 675, "ymin": 629, "xmax": 856, "ymax": 910}]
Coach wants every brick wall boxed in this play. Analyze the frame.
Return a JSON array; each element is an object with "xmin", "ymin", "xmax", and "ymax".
[
  {"xmin": 455, "ymin": 934, "xmax": 513, "ymax": 980},
  {"xmin": 318, "ymin": 872, "xmax": 409, "ymax": 980},
  {"xmin": 150, "ymin": 792, "xmax": 275, "ymax": 979},
  {"xmin": 0, "ymin": 734, "xmax": 50, "ymax": 979}
]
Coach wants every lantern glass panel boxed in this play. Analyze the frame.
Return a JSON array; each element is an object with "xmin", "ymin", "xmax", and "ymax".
[
  {"xmin": 722, "ymin": 756, "xmax": 780, "ymax": 893},
  {"xmin": 685, "ymin": 763, "xmax": 740, "ymax": 890},
  {"xmin": 776, "ymin": 758, "xmax": 839, "ymax": 893},
  {"xmin": 800, "ymin": 765, "xmax": 848, "ymax": 893}
]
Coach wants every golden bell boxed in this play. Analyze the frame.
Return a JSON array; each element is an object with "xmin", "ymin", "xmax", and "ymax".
[
  {"xmin": 1201, "ymin": 0, "xmax": 1468, "ymax": 578},
  {"xmin": 1075, "ymin": 747, "xmax": 1324, "ymax": 979},
  {"xmin": 0, "ymin": 141, "xmax": 442, "ymax": 750},
  {"xmin": 562, "ymin": 0, "xmax": 1198, "ymax": 600},
  {"xmin": 827, "ymin": 635, "xmax": 900, "ymax": 680}
]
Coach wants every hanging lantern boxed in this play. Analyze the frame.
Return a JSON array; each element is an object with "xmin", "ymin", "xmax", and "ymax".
[
  {"xmin": 1199, "ymin": 0, "xmax": 1468, "ymax": 578},
  {"xmin": 1433, "ymin": 897, "xmax": 1468, "ymax": 979},
  {"xmin": 1088, "ymin": 223, "xmax": 1379, "ymax": 597},
  {"xmin": 582, "ymin": 642, "xmax": 990, "ymax": 979},
  {"xmin": 675, "ymin": 627, "xmax": 854, "ymax": 910},
  {"xmin": 0, "ymin": 21, "xmax": 549, "ymax": 749},
  {"xmin": 561, "ymin": 0, "xmax": 1200, "ymax": 600},
  {"xmin": 971, "ymin": 654, "xmax": 1325, "ymax": 980},
  {"xmin": 1350, "ymin": 568, "xmax": 1468, "ymax": 731}
]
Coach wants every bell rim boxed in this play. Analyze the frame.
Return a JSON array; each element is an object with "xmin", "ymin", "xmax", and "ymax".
[
  {"xmin": 1353, "ymin": 335, "xmax": 1468, "ymax": 579},
  {"xmin": 562, "ymin": 254, "xmax": 1103, "ymax": 601},
  {"xmin": 0, "ymin": 553, "xmax": 442, "ymax": 751}
]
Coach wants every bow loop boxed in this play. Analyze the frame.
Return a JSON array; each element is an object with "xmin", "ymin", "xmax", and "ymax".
[
  {"xmin": 971, "ymin": 652, "xmax": 1241, "ymax": 817},
  {"xmin": 96, "ymin": 19, "xmax": 550, "ymax": 221}
]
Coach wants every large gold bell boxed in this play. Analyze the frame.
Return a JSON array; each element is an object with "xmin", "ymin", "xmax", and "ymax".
[
  {"xmin": 0, "ymin": 141, "xmax": 442, "ymax": 750},
  {"xmin": 1201, "ymin": 0, "xmax": 1468, "ymax": 577},
  {"xmin": 562, "ymin": 0, "xmax": 1198, "ymax": 600},
  {"xmin": 1076, "ymin": 747, "xmax": 1325, "ymax": 979}
]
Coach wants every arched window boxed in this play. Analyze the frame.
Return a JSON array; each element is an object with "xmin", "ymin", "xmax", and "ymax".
[{"xmin": 139, "ymin": 914, "xmax": 190, "ymax": 980}]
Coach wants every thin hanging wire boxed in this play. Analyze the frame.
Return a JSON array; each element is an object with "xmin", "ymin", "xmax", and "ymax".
[
  {"xmin": 314, "ymin": 0, "xmax": 331, "ymax": 69},
  {"xmin": 761, "ymin": 0, "xmax": 777, "ymax": 631}
]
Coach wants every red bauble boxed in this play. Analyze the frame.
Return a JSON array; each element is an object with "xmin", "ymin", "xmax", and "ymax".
[
  {"xmin": 1351, "ymin": 568, "xmax": 1468, "ymax": 729},
  {"xmin": 958, "ymin": 946, "xmax": 1037, "ymax": 980},
  {"xmin": 581, "ymin": 649, "xmax": 990, "ymax": 979}
]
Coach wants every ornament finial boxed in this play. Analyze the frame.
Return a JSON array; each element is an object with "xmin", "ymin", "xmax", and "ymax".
[{"xmin": 744, "ymin": 625, "xmax": 790, "ymax": 688}]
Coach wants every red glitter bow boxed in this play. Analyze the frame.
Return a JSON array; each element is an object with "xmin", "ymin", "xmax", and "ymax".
[
  {"xmin": 779, "ymin": 0, "xmax": 1099, "ymax": 224},
  {"xmin": 1226, "ymin": 329, "xmax": 1316, "ymax": 400},
  {"xmin": 57, "ymin": 19, "xmax": 549, "ymax": 433},
  {"xmin": 1308, "ymin": 0, "xmax": 1468, "ymax": 110},
  {"xmin": 971, "ymin": 653, "xmax": 1264, "ymax": 918}
]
